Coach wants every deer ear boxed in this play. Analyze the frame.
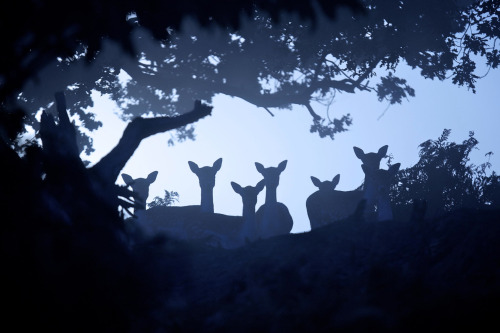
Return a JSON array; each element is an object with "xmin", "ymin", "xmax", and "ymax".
[
  {"xmin": 121, "ymin": 173, "xmax": 134, "ymax": 185},
  {"xmin": 311, "ymin": 176, "xmax": 322, "ymax": 188},
  {"xmin": 231, "ymin": 181, "xmax": 242, "ymax": 194},
  {"xmin": 213, "ymin": 158, "xmax": 223, "ymax": 171},
  {"xmin": 255, "ymin": 162, "xmax": 264, "ymax": 173},
  {"xmin": 188, "ymin": 161, "xmax": 199, "ymax": 173},
  {"xmin": 256, "ymin": 179, "xmax": 266, "ymax": 193},
  {"xmin": 353, "ymin": 146, "xmax": 364, "ymax": 159},
  {"xmin": 378, "ymin": 145, "xmax": 389, "ymax": 157},
  {"xmin": 332, "ymin": 174, "xmax": 340, "ymax": 187},
  {"xmin": 147, "ymin": 171, "xmax": 158, "ymax": 183},
  {"xmin": 277, "ymin": 160, "xmax": 288, "ymax": 172},
  {"xmin": 389, "ymin": 163, "xmax": 401, "ymax": 175}
]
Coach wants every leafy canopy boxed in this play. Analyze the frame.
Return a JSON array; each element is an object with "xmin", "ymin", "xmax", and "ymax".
[{"xmin": 9, "ymin": 0, "xmax": 500, "ymax": 157}]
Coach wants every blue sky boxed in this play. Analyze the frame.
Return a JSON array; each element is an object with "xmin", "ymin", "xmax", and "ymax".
[{"xmin": 87, "ymin": 63, "xmax": 500, "ymax": 233}]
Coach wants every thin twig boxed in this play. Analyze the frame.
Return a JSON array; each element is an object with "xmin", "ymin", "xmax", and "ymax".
[
  {"xmin": 377, "ymin": 103, "xmax": 391, "ymax": 121},
  {"xmin": 263, "ymin": 107, "xmax": 275, "ymax": 117}
]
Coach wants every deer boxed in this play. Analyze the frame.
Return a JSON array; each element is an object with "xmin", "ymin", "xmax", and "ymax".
[
  {"xmin": 255, "ymin": 160, "xmax": 294, "ymax": 239},
  {"xmin": 307, "ymin": 163, "xmax": 401, "ymax": 229},
  {"xmin": 306, "ymin": 145, "xmax": 391, "ymax": 230},
  {"xmin": 230, "ymin": 180, "xmax": 266, "ymax": 244},
  {"xmin": 306, "ymin": 174, "xmax": 341, "ymax": 230},
  {"xmin": 121, "ymin": 171, "xmax": 159, "ymax": 212},
  {"xmin": 188, "ymin": 158, "xmax": 223, "ymax": 213},
  {"xmin": 353, "ymin": 145, "xmax": 388, "ymax": 213},
  {"xmin": 120, "ymin": 171, "xmax": 160, "ymax": 238}
]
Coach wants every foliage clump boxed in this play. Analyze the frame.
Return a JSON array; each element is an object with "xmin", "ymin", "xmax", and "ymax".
[
  {"xmin": 390, "ymin": 129, "xmax": 500, "ymax": 219},
  {"xmin": 148, "ymin": 190, "xmax": 180, "ymax": 208}
]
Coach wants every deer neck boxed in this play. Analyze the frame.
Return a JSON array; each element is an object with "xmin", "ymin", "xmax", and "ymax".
[
  {"xmin": 376, "ymin": 188, "xmax": 393, "ymax": 221},
  {"xmin": 200, "ymin": 187, "xmax": 214, "ymax": 213},
  {"xmin": 241, "ymin": 201, "xmax": 258, "ymax": 241},
  {"xmin": 363, "ymin": 174, "xmax": 376, "ymax": 191},
  {"xmin": 362, "ymin": 176, "xmax": 378, "ymax": 214},
  {"xmin": 377, "ymin": 197, "xmax": 393, "ymax": 221},
  {"xmin": 242, "ymin": 202, "xmax": 257, "ymax": 224},
  {"xmin": 265, "ymin": 185, "xmax": 278, "ymax": 204},
  {"xmin": 134, "ymin": 193, "xmax": 147, "ymax": 211},
  {"xmin": 135, "ymin": 202, "xmax": 146, "ymax": 211}
]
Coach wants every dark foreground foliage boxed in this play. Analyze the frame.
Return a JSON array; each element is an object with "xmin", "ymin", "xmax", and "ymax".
[
  {"xmin": 0, "ymin": 93, "xmax": 211, "ymax": 332},
  {"xmin": 3, "ymin": 204, "xmax": 499, "ymax": 332}
]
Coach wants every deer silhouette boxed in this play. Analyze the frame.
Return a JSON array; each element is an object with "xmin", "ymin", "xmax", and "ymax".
[
  {"xmin": 307, "ymin": 163, "xmax": 401, "ymax": 229},
  {"xmin": 255, "ymin": 160, "xmax": 294, "ymax": 239},
  {"xmin": 354, "ymin": 145, "xmax": 388, "ymax": 213},
  {"xmin": 121, "ymin": 171, "xmax": 158, "ymax": 211},
  {"xmin": 231, "ymin": 180, "xmax": 265, "ymax": 243},
  {"xmin": 306, "ymin": 174, "xmax": 341, "ymax": 229},
  {"xmin": 306, "ymin": 145, "xmax": 392, "ymax": 229},
  {"xmin": 120, "ymin": 171, "xmax": 159, "ymax": 239},
  {"xmin": 188, "ymin": 158, "xmax": 222, "ymax": 213}
]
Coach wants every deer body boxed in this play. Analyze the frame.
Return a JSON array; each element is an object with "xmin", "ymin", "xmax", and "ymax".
[
  {"xmin": 255, "ymin": 160, "xmax": 294, "ymax": 239},
  {"xmin": 306, "ymin": 174, "xmax": 344, "ymax": 229},
  {"xmin": 307, "ymin": 177, "xmax": 374, "ymax": 229},
  {"xmin": 363, "ymin": 163, "xmax": 401, "ymax": 221},
  {"xmin": 144, "ymin": 180, "xmax": 264, "ymax": 248},
  {"xmin": 144, "ymin": 205, "xmax": 243, "ymax": 248}
]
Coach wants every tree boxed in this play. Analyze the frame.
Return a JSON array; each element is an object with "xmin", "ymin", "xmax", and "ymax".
[
  {"xmin": 389, "ymin": 129, "xmax": 500, "ymax": 220},
  {"xmin": 11, "ymin": 0, "xmax": 500, "ymax": 159}
]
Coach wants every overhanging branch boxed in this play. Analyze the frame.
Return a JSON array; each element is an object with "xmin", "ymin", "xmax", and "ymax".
[{"xmin": 91, "ymin": 100, "xmax": 212, "ymax": 183}]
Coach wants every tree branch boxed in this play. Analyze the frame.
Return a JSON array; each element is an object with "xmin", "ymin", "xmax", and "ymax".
[
  {"xmin": 91, "ymin": 100, "xmax": 212, "ymax": 183},
  {"xmin": 263, "ymin": 107, "xmax": 275, "ymax": 117},
  {"xmin": 305, "ymin": 103, "xmax": 322, "ymax": 121}
]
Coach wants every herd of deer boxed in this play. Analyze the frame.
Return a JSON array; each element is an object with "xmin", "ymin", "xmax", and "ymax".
[{"xmin": 121, "ymin": 145, "xmax": 400, "ymax": 249}]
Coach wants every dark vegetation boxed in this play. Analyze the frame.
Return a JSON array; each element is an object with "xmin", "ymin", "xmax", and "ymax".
[
  {"xmin": 390, "ymin": 129, "xmax": 500, "ymax": 220},
  {"xmin": 149, "ymin": 190, "xmax": 180, "ymax": 208},
  {"xmin": 8, "ymin": 0, "xmax": 500, "ymax": 156},
  {"xmin": 1, "ymin": 1, "xmax": 500, "ymax": 332}
]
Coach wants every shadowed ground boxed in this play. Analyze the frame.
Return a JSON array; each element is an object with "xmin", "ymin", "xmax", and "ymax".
[{"xmin": 156, "ymin": 208, "xmax": 500, "ymax": 332}]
